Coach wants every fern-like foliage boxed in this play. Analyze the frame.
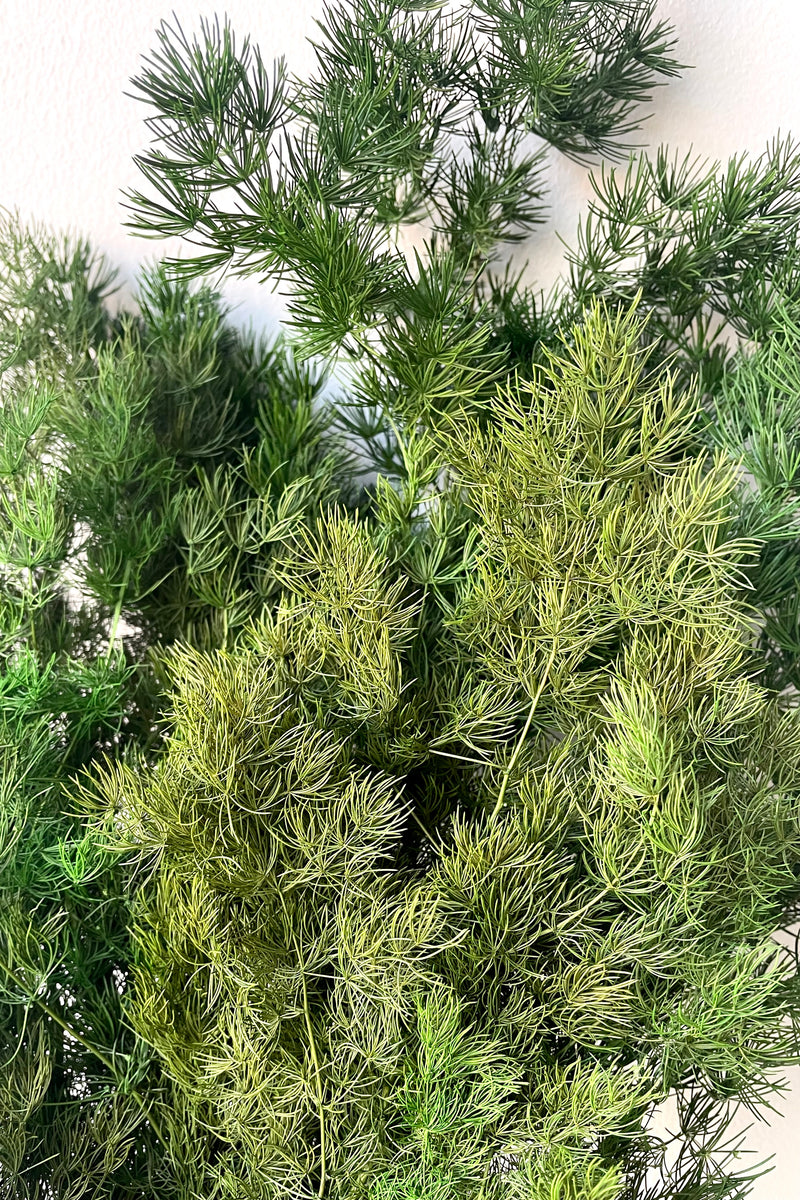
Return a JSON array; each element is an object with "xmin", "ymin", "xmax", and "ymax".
[
  {"xmin": 564, "ymin": 138, "xmax": 800, "ymax": 395},
  {"xmin": 122, "ymin": 1, "xmax": 681, "ymax": 443},
  {"xmin": 84, "ymin": 302, "xmax": 800, "ymax": 1200},
  {"xmin": 5, "ymin": 0, "xmax": 800, "ymax": 1193},
  {"xmin": 121, "ymin": 0, "xmax": 800, "ymax": 486},
  {"xmin": 0, "ymin": 212, "xmax": 348, "ymax": 1196}
]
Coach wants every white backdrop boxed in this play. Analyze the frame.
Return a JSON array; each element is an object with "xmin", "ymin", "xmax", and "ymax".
[{"xmin": 3, "ymin": 0, "xmax": 800, "ymax": 1193}]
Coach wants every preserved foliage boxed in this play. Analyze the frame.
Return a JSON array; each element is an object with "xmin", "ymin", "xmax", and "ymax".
[{"xmin": 4, "ymin": 0, "xmax": 800, "ymax": 1195}]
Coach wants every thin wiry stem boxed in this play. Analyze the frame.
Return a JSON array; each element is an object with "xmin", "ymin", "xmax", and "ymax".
[
  {"xmin": 106, "ymin": 558, "xmax": 132, "ymax": 660},
  {"xmin": 298, "ymin": 950, "xmax": 328, "ymax": 1199},
  {"xmin": 491, "ymin": 640, "xmax": 559, "ymax": 819}
]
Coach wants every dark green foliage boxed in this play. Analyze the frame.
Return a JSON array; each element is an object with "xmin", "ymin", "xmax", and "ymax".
[
  {"xmin": 710, "ymin": 306, "xmax": 800, "ymax": 698},
  {"xmin": 122, "ymin": 0, "xmax": 800, "ymax": 488},
  {"xmin": 0, "ymin": 208, "xmax": 348, "ymax": 655},
  {"xmin": 564, "ymin": 138, "xmax": 800, "ymax": 395},
  {"xmin": 0, "ymin": 212, "xmax": 347, "ymax": 1196},
  {"xmin": 123, "ymin": 1, "xmax": 680, "ymax": 391},
  {"xmin": 0, "ymin": 220, "xmax": 171, "ymax": 1189},
  {"xmin": 75, "ymin": 267, "xmax": 346, "ymax": 651},
  {"xmin": 0, "ymin": 213, "xmax": 117, "ymax": 373}
]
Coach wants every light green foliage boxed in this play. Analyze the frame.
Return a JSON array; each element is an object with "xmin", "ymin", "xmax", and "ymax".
[
  {"xmin": 561, "ymin": 145, "xmax": 800, "ymax": 704},
  {"xmin": 84, "ymin": 302, "xmax": 800, "ymax": 1199}
]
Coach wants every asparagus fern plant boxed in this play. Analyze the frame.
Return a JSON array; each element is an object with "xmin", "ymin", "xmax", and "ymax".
[
  {"xmin": 86, "ymin": 300, "xmax": 800, "ymax": 1200},
  {"xmin": 4, "ymin": 0, "xmax": 800, "ymax": 1197}
]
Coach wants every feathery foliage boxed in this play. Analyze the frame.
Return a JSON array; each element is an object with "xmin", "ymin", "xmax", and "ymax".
[
  {"xmin": 4, "ymin": 0, "xmax": 800, "ymax": 1196},
  {"xmin": 85, "ymin": 301, "xmax": 800, "ymax": 1200},
  {"xmin": 0, "ymin": 210, "xmax": 347, "ymax": 1195}
]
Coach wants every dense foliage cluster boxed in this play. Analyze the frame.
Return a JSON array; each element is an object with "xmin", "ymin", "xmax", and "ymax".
[
  {"xmin": 86, "ymin": 304, "xmax": 800, "ymax": 1200},
  {"xmin": 4, "ymin": 1, "xmax": 800, "ymax": 1198},
  {"xmin": 0, "ymin": 216, "xmax": 345, "ymax": 1195}
]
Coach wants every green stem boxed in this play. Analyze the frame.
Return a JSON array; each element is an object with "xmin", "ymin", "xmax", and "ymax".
[
  {"xmin": 106, "ymin": 559, "xmax": 133, "ymax": 660},
  {"xmin": 298, "ymin": 957, "xmax": 328, "ymax": 1198},
  {"xmin": 281, "ymin": 892, "xmax": 327, "ymax": 1195},
  {"xmin": 491, "ymin": 642, "xmax": 559, "ymax": 820},
  {"xmin": 219, "ymin": 542, "xmax": 243, "ymax": 651},
  {"xmin": 28, "ymin": 567, "xmax": 38, "ymax": 655},
  {"xmin": 491, "ymin": 538, "xmax": 582, "ymax": 820},
  {"xmin": 0, "ymin": 957, "xmax": 171, "ymax": 1156}
]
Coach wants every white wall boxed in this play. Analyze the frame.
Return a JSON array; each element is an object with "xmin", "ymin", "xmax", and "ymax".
[{"xmin": 2, "ymin": 0, "xmax": 800, "ymax": 1193}]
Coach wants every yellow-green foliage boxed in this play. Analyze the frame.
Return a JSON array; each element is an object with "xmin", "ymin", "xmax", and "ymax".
[{"xmin": 86, "ymin": 302, "xmax": 800, "ymax": 1200}]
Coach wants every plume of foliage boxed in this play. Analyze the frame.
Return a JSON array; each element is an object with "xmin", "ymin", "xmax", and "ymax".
[
  {"xmin": 123, "ymin": 0, "xmax": 683, "ymax": 448},
  {"xmin": 705, "ymin": 303, "xmax": 800, "ymax": 700},
  {"xmin": 124, "ymin": 1, "xmax": 800, "ymax": 430},
  {"xmin": 85, "ymin": 301, "xmax": 800, "ymax": 1200},
  {"xmin": 564, "ymin": 138, "xmax": 800, "ymax": 391}
]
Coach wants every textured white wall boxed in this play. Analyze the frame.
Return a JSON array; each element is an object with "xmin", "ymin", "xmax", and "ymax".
[{"xmin": 2, "ymin": 0, "xmax": 800, "ymax": 1193}]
